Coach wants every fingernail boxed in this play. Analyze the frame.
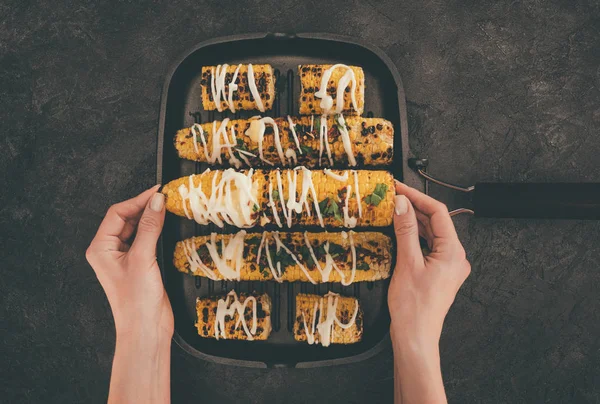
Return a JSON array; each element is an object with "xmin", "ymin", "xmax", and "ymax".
[
  {"xmin": 150, "ymin": 193, "xmax": 164, "ymax": 212},
  {"xmin": 394, "ymin": 195, "xmax": 408, "ymax": 215}
]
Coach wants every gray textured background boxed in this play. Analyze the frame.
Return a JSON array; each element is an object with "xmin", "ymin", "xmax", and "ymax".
[{"xmin": 2, "ymin": 0, "xmax": 600, "ymax": 403}]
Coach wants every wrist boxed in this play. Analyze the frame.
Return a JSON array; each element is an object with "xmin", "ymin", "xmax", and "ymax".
[
  {"xmin": 390, "ymin": 320, "xmax": 440, "ymax": 360},
  {"xmin": 116, "ymin": 324, "xmax": 172, "ymax": 351}
]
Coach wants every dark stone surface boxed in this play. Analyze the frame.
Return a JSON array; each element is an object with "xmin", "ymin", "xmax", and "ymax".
[{"xmin": 1, "ymin": 0, "xmax": 600, "ymax": 402}]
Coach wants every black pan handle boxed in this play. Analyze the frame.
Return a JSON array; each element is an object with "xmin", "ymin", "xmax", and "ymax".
[{"xmin": 473, "ymin": 183, "xmax": 600, "ymax": 219}]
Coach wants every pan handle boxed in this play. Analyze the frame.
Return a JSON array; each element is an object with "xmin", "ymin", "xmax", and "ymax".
[{"xmin": 473, "ymin": 183, "xmax": 600, "ymax": 219}]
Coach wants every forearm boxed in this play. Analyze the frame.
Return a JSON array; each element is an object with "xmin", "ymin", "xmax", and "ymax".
[
  {"xmin": 109, "ymin": 332, "xmax": 171, "ymax": 404},
  {"xmin": 391, "ymin": 325, "xmax": 446, "ymax": 404}
]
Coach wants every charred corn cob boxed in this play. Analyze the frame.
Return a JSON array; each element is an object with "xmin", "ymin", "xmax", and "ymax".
[
  {"xmin": 196, "ymin": 290, "xmax": 272, "ymax": 341},
  {"xmin": 173, "ymin": 115, "xmax": 393, "ymax": 168},
  {"xmin": 298, "ymin": 64, "xmax": 365, "ymax": 116},
  {"xmin": 161, "ymin": 168, "xmax": 395, "ymax": 228},
  {"xmin": 200, "ymin": 64, "xmax": 275, "ymax": 112},
  {"xmin": 294, "ymin": 292, "xmax": 363, "ymax": 346},
  {"xmin": 174, "ymin": 230, "xmax": 392, "ymax": 284}
]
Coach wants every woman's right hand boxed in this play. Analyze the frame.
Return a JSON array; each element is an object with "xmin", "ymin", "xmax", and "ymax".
[{"xmin": 388, "ymin": 181, "xmax": 471, "ymax": 404}]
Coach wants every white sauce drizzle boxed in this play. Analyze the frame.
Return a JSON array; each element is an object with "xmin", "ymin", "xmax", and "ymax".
[
  {"xmin": 314, "ymin": 64, "xmax": 359, "ymax": 115},
  {"xmin": 285, "ymin": 148, "xmax": 297, "ymax": 165},
  {"xmin": 335, "ymin": 114, "xmax": 357, "ymax": 166},
  {"xmin": 302, "ymin": 291, "xmax": 360, "ymax": 346},
  {"xmin": 210, "ymin": 64, "xmax": 228, "ymax": 112},
  {"xmin": 177, "ymin": 168, "xmax": 258, "ymax": 228},
  {"xmin": 187, "ymin": 229, "xmax": 358, "ymax": 286},
  {"xmin": 214, "ymin": 290, "xmax": 258, "ymax": 341},
  {"xmin": 352, "ymin": 170, "xmax": 362, "ymax": 218},
  {"xmin": 323, "ymin": 169, "xmax": 348, "ymax": 182},
  {"xmin": 204, "ymin": 231, "xmax": 246, "ymax": 280},
  {"xmin": 244, "ymin": 117, "xmax": 286, "ymax": 166},
  {"xmin": 247, "ymin": 64, "xmax": 265, "ymax": 112},
  {"xmin": 342, "ymin": 185, "xmax": 357, "ymax": 228},
  {"xmin": 209, "ymin": 64, "xmax": 265, "ymax": 113},
  {"xmin": 286, "ymin": 115, "xmax": 302, "ymax": 154},
  {"xmin": 227, "ymin": 64, "xmax": 242, "ymax": 113},
  {"xmin": 182, "ymin": 237, "xmax": 218, "ymax": 280}
]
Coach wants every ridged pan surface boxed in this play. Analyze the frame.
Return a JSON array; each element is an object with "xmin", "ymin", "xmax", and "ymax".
[{"xmin": 157, "ymin": 32, "xmax": 413, "ymax": 367}]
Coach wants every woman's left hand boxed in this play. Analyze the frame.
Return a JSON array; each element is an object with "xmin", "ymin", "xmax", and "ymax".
[{"xmin": 86, "ymin": 186, "xmax": 174, "ymax": 343}]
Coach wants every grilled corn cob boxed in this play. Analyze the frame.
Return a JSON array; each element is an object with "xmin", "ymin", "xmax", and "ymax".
[
  {"xmin": 298, "ymin": 64, "xmax": 365, "ymax": 116},
  {"xmin": 294, "ymin": 292, "xmax": 363, "ymax": 346},
  {"xmin": 196, "ymin": 290, "xmax": 272, "ymax": 341},
  {"xmin": 200, "ymin": 64, "xmax": 275, "ymax": 112},
  {"xmin": 161, "ymin": 168, "xmax": 395, "ymax": 228},
  {"xmin": 174, "ymin": 115, "xmax": 393, "ymax": 168},
  {"xmin": 174, "ymin": 230, "xmax": 392, "ymax": 284}
]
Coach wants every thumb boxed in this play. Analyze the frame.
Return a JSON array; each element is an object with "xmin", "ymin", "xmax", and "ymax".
[
  {"xmin": 130, "ymin": 192, "xmax": 165, "ymax": 260},
  {"xmin": 393, "ymin": 194, "xmax": 423, "ymax": 269}
]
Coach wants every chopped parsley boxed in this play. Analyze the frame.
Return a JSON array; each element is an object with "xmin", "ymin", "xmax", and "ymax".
[
  {"xmin": 245, "ymin": 236, "xmax": 261, "ymax": 245},
  {"xmin": 318, "ymin": 197, "xmax": 343, "ymax": 223},
  {"xmin": 327, "ymin": 242, "xmax": 345, "ymax": 258},
  {"xmin": 314, "ymin": 116, "xmax": 321, "ymax": 132},
  {"xmin": 299, "ymin": 245, "xmax": 315, "ymax": 267},
  {"xmin": 274, "ymin": 248, "xmax": 296, "ymax": 271},
  {"xmin": 364, "ymin": 183, "xmax": 389, "ymax": 207},
  {"xmin": 300, "ymin": 144, "xmax": 314, "ymax": 154},
  {"xmin": 294, "ymin": 124, "xmax": 304, "ymax": 135},
  {"xmin": 356, "ymin": 261, "xmax": 370, "ymax": 270},
  {"xmin": 236, "ymin": 137, "xmax": 248, "ymax": 151},
  {"xmin": 252, "ymin": 203, "xmax": 259, "ymax": 212},
  {"xmin": 272, "ymin": 190, "xmax": 280, "ymax": 201}
]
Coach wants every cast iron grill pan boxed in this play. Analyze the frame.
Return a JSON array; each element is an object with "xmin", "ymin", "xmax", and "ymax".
[{"xmin": 157, "ymin": 33, "xmax": 412, "ymax": 368}]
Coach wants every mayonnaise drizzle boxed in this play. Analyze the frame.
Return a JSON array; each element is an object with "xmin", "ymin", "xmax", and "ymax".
[
  {"xmin": 214, "ymin": 290, "xmax": 257, "ymax": 341},
  {"xmin": 178, "ymin": 168, "xmax": 366, "ymax": 229},
  {"xmin": 252, "ymin": 230, "xmax": 358, "ymax": 284},
  {"xmin": 190, "ymin": 119, "xmax": 238, "ymax": 166},
  {"xmin": 302, "ymin": 291, "xmax": 360, "ymax": 346},
  {"xmin": 314, "ymin": 64, "xmax": 359, "ymax": 115},
  {"xmin": 210, "ymin": 64, "xmax": 228, "ymax": 112},
  {"xmin": 269, "ymin": 167, "xmax": 324, "ymax": 228},
  {"xmin": 323, "ymin": 168, "xmax": 348, "ymax": 182},
  {"xmin": 352, "ymin": 170, "xmax": 362, "ymax": 218},
  {"xmin": 182, "ymin": 237, "xmax": 218, "ymax": 280},
  {"xmin": 227, "ymin": 64, "xmax": 242, "ymax": 113},
  {"xmin": 210, "ymin": 64, "xmax": 265, "ymax": 113},
  {"xmin": 287, "ymin": 115, "xmax": 302, "ymax": 154},
  {"xmin": 178, "ymin": 168, "xmax": 258, "ymax": 228},
  {"xmin": 247, "ymin": 64, "xmax": 265, "ymax": 112},
  {"xmin": 335, "ymin": 114, "xmax": 357, "ymax": 166},
  {"xmin": 191, "ymin": 113, "xmax": 358, "ymax": 168},
  {"xmin": 244, "ymin": 117, "xmax": 285, "ymax": 166}
]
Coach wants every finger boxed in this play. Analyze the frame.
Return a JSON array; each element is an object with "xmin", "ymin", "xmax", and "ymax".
[
  {"xmin": 129, "ymin": 192, "xmax": 165, "ymax": 263},
  {"xmin": 415, "ymin": 209, "xmax": 435, "ymax": 246},
  {"xmin": 93, "ymin": 185, "xmax": 160, "ymax": 244},
  {"xmin": 395, "ymin": 181, "xmax": 458, "ymax": 241},
  {"xmin": 393, "ymin": 194, "xmax": 424, "ymax": 269}
]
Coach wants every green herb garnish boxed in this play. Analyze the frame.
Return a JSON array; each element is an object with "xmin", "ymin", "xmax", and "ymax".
[
  {"xmin": 318, "ymin": 197, "xmax": 343, "ymax": 223},
  {"xmin": 356, "ymin": 261, "xmax": 370, "ymax": 270},
  {"xmin": 364, "ymin": 183, "xmax": 389, "ymax": 207},
  {"xmin": 236, "ymin": 137, "xmax": 248, "ymax": 151},
  {"xmin": 272, "ymin": 190, "xmax": 280, "ymax": 201},
  {"xmin": 294, "ymin": 124, "xmax": 303, "ymax": 135},
  {"xmin": 327, "ymin": 242, "xmax": 345, "ymax": 258},
  {"xmin": 300, "ymin": 144, "xmax": 314, "ymax": 154},
  {"xmin": 274, "ymin": 248, "xmax": 296, "ymax": 271},
  {"xmin": 314, "ymin": 116, "xmax": 321, "ymax": 132}
]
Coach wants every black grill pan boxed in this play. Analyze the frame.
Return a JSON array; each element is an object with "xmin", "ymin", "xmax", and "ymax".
[{"xmin": 156, "ymin": 32, "xmax": 415, "ymax": 368}]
